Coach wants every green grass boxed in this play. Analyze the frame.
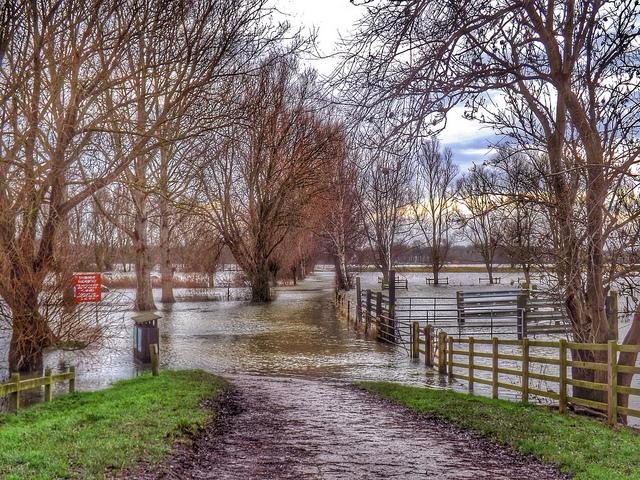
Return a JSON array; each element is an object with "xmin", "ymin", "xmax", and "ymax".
[
  {"xmin": 0, "ymin": 370, "xmax": 225, "ymax": 480},
  {"xmin": 361, "ymin": 381, "xmax": 640, "ymax": 480}
]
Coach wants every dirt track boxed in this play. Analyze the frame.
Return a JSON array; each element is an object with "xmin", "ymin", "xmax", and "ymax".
[{"xmin": 127, "ymin": 375, "xmax": 567, "ymax": 479}]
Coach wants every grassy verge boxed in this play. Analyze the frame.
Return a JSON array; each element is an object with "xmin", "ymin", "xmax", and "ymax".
[
  {"xmin": 361, "ymin": 381, "xmax": 640, "ymax": 480},
  {"xmin": 0, "ymin": 370, "xmax": 225, "ymax": 480}
]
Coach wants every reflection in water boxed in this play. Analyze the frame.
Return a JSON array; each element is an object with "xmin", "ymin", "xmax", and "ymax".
[
  {"xmin": 1, "ymin": 270, "xmax": 637, "ymax": 424},
  {"xmin": 14, "ymin": 272, "xmax": 437, "ymax": 394}
]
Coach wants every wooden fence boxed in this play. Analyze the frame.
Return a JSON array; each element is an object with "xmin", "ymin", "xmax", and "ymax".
[
  {"xmin": 407, "ymin": 326, "xmax": 640, "ymax": 426},
  {"xmin": 0, "ymin": 366, "xmax": 76, "ymax": 410},
  {"xmin": 335, "ymin": 281, "xmax": 638, "ymax": 428},
  {"xmin": 426, "ymin": 277, "xmax": 448, "ymax": 285},
  {"xmin": 345, "ymin": 273, "xmax": 576, "ymax": 340}
]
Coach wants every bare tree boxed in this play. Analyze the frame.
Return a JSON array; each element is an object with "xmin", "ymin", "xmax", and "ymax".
[
  {"xmin": 198, "ymin": 58, "xmax": 341, "ymax": 301},
  {"xmin": 0, "ymin": 0, "xmax": 157, "ymax": 372},
  {"xmin": 455, "ymin": 165, "xmax": 503, "ymax": 284},
  {"xmin": 315, "ymin": 141, "xmax": 362, "ymax": 290},
  {"xmin": 410, "ymin": 137, "xmax": 458, "ymax": 285},
  {"xmin": 356, "ymin": 137, "xmax": 413, "ymax": 281},
  {"xmin": 489, "ymin": 148, "xmax": 548, "ymax": 286},
  {"xmin": 338, "ymin": 0, "xmax": 640, "ymax": 404}
]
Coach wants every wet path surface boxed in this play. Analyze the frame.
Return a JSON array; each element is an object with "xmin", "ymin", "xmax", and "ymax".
[{"xmin": 132, "ymin": 375, "xmax": 566, "ymax": 480}]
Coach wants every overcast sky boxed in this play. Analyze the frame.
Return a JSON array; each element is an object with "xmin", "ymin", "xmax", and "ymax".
[{"xmin": 277, "ymin": 0, "xmax": 496, "ymax": 170}]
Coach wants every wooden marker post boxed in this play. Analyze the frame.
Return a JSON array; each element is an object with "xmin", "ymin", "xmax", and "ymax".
[
  {"xmin": 10, "ymin": 373, "xmax": 20, "ymax": 411},
  {"xmin": 150, "ymin": 344, "xmax": 159, "ymax": 376},
  {"xmin": 607, "ymin": 340, "xmax": 618, "ymax": 426},
  {"xmin": 492, "ymin": 337, "xmax": 499, "ymax": 399},
  {"xmin": 355, "ymin": 276, "xmax": 362, "ymax": 323},
  {"xmin": 559, "ymin": 338, "xmax": 568, "ymax": 414},
  {"xmin": 424, "ymin": 325, "xmax": 434, "ymax": 367},
  {"xmin": 522, "ymin": 338, "xmax": 530, "ymax": 403},
  {"xmin": 44, "ymin": 368, "xmax": 53, "ymax": 402},
  {"xmin": 468, "ymin": 337, "xmax": 475, "ymax": 392},
  {"xmin": 411, "ymin": 321, "xmax": 420, "ymax": 359},
  {"xmin": 69, "ymin": 366, "xmax": 76, "ymax": 393},
  {"xmin": 365, "ymin": 289, "xmax": 372, "ymax": 331},
  {"xmin": 438, "ymin": 331, "xmax": 447, "ymax": 374},
  {"xmin": 388, "ymin": 270, "xmax": 396, "ymax": 341}
]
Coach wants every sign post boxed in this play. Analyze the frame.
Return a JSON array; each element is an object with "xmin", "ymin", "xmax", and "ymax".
[{"xmin": 72, "ymin": 273, "xmax": 102, "ymax": 303}]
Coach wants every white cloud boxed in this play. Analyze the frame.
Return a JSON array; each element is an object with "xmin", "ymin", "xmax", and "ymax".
[
  {"xmin": 440, "ymin": 106, "xmax": 491, "ymax": 146},
  {"xmin": 458, "ymin": 147, "xmax": 497, "ymax": 157}
]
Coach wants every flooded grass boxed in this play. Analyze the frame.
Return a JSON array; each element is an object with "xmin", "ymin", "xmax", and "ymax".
[
  {"xmin": 0, "ymin": 370, "xmax": 224, "ymax": 479},
  {"xmin": 362, "ymin": 381, "xmax": 640, "ymax": 480}
]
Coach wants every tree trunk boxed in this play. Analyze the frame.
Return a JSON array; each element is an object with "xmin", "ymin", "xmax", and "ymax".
[
  {"xmin": 334, "ymin": 252, "xmax": 351, "ymax": 290},
  {"xmin": 617, "ymin": 312, "xmax": 640, "ymax": 422},
  {"xmin": 6, "ymin": 287, "xmax": 53, "ymax": 373},
  {"xmin": 251, "ymin": 263, "xmax": 271, "ymax": 302},
  {"xmin": 133, "ymin": 205, "xmax": 156, "ymax": 311},
  {"xmin": 431, "ymin": 251, "xmax": 440, "ymax": 286},
  {"xmin": 485, "ymin": 261, "xmax": 494, "ymax": 284},
  {"xmin": 159, "ymin": 203, "xmax": 175, "ymax": 304},
  {"xmin": 522, "ymin": 264, "xmax": 531, "ymax": 286}
]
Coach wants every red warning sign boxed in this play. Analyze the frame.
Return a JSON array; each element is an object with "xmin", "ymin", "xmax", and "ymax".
[{"xmin": 72, "ymin": 273, "xmax": 102, "ymax": 303}]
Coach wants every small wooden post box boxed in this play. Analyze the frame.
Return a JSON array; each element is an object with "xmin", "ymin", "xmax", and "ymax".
[{"xmin": 132, "ymin": 313, "xmax": 161, "ymax": 363}]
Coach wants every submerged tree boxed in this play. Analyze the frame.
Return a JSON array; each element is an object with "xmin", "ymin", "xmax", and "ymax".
[
  {"xmin": 455, "ymin": 165, "xmax": 503, "ymax": 284},
  {"xmin": 199, "ymin": 59, "xmax": 342, "ymax": 302},
  {"xmin": 410, "ymin": 138, "xmax": 458, "ymax": 285}
]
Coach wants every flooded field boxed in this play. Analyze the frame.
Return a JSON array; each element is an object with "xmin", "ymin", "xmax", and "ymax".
[
  {"xmin": 0, "ymin": 268, "xmax": 637, "ymax": 423},
  {"xmin": 3, "ymin": 272, "xmax": 436, "ymax": 396}
]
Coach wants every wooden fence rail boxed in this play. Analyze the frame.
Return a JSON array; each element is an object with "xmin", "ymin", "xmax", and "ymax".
[
  {"xmin": 406, "ymin": 324, "xmax": 640, "ymax": 427},
  {"xmin": 335, "ymin": 285, "xmax": 637, "ymax": 428},
  {"xmin": 0, "ymin": 366, "xmax": 76, "ymax": 410}
]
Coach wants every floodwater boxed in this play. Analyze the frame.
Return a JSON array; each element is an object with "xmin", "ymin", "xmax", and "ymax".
[
  {"xmin": 30, "ymin": 272, "xmax": 441, "ymax": 395},
  {"xmin": 2, "ymin": 268, "xmax": 639, "ymax": 422}
]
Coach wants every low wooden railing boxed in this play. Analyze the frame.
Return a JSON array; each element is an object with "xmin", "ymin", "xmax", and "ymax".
[
  {"xmin": 409, "ymin": 327, "xmax": 640, "ymax": 427},
  {"xmin": 336, "ymin": 289, "xmax": 639, "ymax": 428},
  {"xmin": 0, "ymin": 366, "xmax": 76, "ymax": 410}
]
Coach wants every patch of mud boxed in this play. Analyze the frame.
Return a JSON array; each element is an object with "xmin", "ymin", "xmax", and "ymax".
[{"xmin": 122, "ymin": 375, "xmax": 569, "ymax": 479}]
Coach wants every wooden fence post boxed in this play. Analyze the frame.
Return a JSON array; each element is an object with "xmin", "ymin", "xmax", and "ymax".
[
  {"xmin": 492, "ymin": 337, "xmax": 499, "ymax": 399},
  {"xmin": 69, "ymin": 366, "xmax": 76, "ymax": 393},
  {"xmin": 10, "ymin": 373, "xmax": 20, "ymax": 411},
  {"xmin": 375, "ymin": 291, "xmax": 382, "ymax": 338},
  {"xmin": 468, "ymin": 337, "xmax": 475, "ymax": 392},
  {"xmin": 607, "ymin": 339, "xmax": 618, "ymax": 426},
  {"xmin": 411, "ymin": 321, "xmax": 420, "ymax": 359},
  {"xmin": 425, "ymin": 325, "xmax": 433, "ymax": 367},
  {"xmin": 355, "ymin": 276, "xmax": 362, "ymax": 323},
  {"xmin": 150, "ymin": 344, "xmax": 159, "ymax": 376},
  {"xmin": 606, "ymin": 291, "xmax": 619, "ymax": 341},
  {"xmin": 516, "ymin": 293, "xmax": 528, "ymax": 340},
  {"xmin": 456, "ymin": 291, "xmax": 464, "ymax": 325},
  {"xmin": 522, "ymin": 338, "xmax": 530, "ymax": 403},
  {"xmin": 447, "ymin": 336, "xmax": 454, "ymax": 378},
  {"xmin": 559, "ymin": 338, "xmax": 567, "ymax": 414},
  {"xmin": 388, "ymin": 270, "xmax": 396, "ymax": 341},
  {"xmin": 44, "ymin": 368, "xmax": 53, "ymax": 402},
  {"xmin": 366, "ymin": 289, "xmax": 372, "ymax": 331},
  {"xmin": 438, "ymin": 331, "xmax": 447, "ymax": 374}
]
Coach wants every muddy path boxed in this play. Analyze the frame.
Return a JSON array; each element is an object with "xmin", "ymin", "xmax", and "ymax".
[{"xmin": 126, "ymin": 374, "xmax": 567, "ymax": 479}]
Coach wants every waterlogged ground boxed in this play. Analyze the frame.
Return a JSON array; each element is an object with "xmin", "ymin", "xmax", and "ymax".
[
  {"xmin": 8, "ymin": 272, "xmax": 439, "ymax": 395},
  {"xmin": 0, "ymin": 270, "xmax": 629, "ymax": 477},
  {"xmin": 128, "ymin": 375, "xmax": 566, "ymax": 480},
  {"xmin": 3, "ymin": 270, "xmax": 637, "ymax": 405}
]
